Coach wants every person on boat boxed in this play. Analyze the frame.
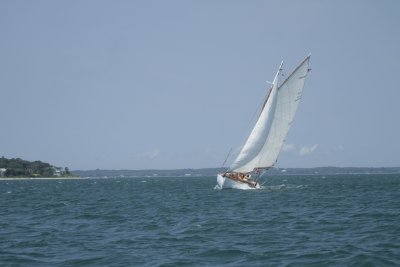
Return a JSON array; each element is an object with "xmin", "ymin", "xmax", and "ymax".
[{"xmin": 226, "ymin": 172, "xmax": 236, "ymax": 180}]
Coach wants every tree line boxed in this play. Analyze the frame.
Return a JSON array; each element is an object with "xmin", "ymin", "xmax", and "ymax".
[{"xmin": 0, "ymin": 156, "xmax": 71, "ymax": 177}]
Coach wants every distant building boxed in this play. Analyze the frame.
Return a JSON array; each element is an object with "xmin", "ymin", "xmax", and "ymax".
[
  {"xmin": 0, "ymin": 168, "xmax": 6, "ymax": 177},
  {"xmin": 53, "ymin": 167, "xmax": 64, "ymax": 177}
]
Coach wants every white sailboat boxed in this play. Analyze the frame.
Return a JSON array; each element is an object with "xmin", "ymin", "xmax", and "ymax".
[{"xmin": 217, "ymin": 55, "xmax": 311, "ymax": 189}]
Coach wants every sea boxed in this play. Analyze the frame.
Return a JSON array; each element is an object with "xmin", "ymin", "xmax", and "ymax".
[{"xmin": 1, "ymin": 174, "xmax": 400, "ymax": 266}]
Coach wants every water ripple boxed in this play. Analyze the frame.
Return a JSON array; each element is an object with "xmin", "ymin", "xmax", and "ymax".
[{"xmin": 1, "ymin": 175, "xmax": 400, "ymax": 266}]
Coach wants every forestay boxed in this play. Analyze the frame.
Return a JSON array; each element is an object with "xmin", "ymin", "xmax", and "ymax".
[{"xmin": 230, "ymin": 55, "xmax": 311, "ymax": 173}]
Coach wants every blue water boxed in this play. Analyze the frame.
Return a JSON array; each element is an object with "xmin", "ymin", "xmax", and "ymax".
[{"xmin": 1, "ymin": 174, "xmax": 400, "ymax": 266}]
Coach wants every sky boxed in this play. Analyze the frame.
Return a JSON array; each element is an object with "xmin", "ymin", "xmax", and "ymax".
[{"xmin": 1, "ymin": 0, "xmax": 399, "ymax": 170}]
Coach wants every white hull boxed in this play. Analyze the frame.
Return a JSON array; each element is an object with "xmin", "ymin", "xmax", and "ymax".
[{"xmin": 216, "ymin": 174, "xmax": 260, "ymax": 190}]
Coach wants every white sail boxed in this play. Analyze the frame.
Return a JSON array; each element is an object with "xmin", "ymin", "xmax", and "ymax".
[
  {"xmin": 229, "ymin": 63, "xmax": 282, "ymax": 172},
  {"xmin": 230, "ymin": 55, "xmax": 310, "ymax": 173}
]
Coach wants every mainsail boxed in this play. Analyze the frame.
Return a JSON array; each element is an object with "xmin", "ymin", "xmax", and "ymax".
[{"xmin": 230, "ymin": 55, "xmax": 311, "ymax": 173}]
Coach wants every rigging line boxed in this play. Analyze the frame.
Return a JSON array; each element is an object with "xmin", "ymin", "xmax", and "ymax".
[
  {"xmin": 221, "ymin": 148, "xmax": 232, "ymax": 169},
  {"xmin": 248, "ymin": 84, "xmax": 272, "ymax": 131},
  {"xmin": 222, "ymin": 89, "xmax": 261, "ymax": 171},
  {"xmin": 254, "ymin": 167, "xmax": 268, "ymax": 183},
  {"xmin": 234, "ymin": 82, "xmax": 274, "ymax": 158}
]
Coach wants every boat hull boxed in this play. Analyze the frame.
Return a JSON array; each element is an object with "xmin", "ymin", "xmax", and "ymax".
[{"xmin": 217, "ymin": 174, "xmax": 260, "ymax": 190}]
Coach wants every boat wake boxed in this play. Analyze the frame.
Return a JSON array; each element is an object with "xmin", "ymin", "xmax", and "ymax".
[
  {"xmin": 268, "ymin": 183, "xmax": 287, "ymax": 190},
  {"xmin": 214, "ymin": 184, "xmax": 266, "ymax": 191},
  {"xmin": 213, "ymin": 184, "xmax": 222, "ymax": 190},
  {"xmin": 266, "ymin": 184, "xmax": 307, "ymax": 190}
]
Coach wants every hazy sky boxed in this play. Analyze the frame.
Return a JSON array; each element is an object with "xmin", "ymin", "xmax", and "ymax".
[{"xmin": 1, "ymin": 0, "xmax": 399, "ymax": 170}]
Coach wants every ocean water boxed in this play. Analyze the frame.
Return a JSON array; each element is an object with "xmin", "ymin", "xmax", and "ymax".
[{"xmin": 1, "ymin": 174, "xmax": 400, "ymax": 266}]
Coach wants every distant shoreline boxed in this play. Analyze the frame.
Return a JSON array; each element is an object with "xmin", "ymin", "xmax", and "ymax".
[
  {"xmin": 0, "ymin": 177, "xmax": 83, "ymax": 180},
  {"xmin": 2, "ymin": 167, "xmax": 398, "ymax": 180}
]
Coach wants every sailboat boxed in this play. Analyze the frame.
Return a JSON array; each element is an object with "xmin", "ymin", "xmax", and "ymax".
[{"xmin": 217, "ymin": 55, "xmax": 311, "ymax": 189}]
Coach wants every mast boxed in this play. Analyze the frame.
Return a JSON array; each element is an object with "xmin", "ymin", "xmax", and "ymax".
[{"xmin": 259, "ymin": 61, "xmax": 283, "ymax": 116}]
